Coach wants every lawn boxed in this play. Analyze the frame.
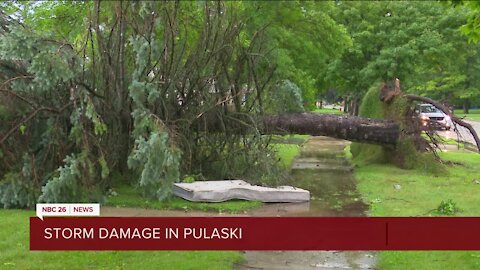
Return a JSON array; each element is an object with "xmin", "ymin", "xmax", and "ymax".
[
  {"xmin": 0, "ymin": 210, "xmax": 242, "ymax": 270},
  {"xmin": 106, "ymin": 184, "xmax": 261, "ymax": 213},
  {"xmin": 454, "ymin": 108, "xmax": 480, "ymax": 121},
  {"xmin": 270, "ymin": 135, "xmax": 307, "ymax": 169},
  {"xmin": 312, "ymin": 108, "xmax": 346, "ymax": 114},
  {"xmin": 355, "ymin": 151, "xmax": 480, "ymax": 270},
  {"xmin": 270, "ymin": 144, "xmax": 300, "ymax": 169}
]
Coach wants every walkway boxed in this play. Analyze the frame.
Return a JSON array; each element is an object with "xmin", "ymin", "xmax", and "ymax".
[{"xmin": 237, "ymin": 136, "xmax": 376, "ymax": 270}]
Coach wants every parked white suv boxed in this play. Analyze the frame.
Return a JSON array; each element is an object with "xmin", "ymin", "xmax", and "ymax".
[{"xmin": 416, "ymin": 104, "xmax": 451, "ymax": 130}]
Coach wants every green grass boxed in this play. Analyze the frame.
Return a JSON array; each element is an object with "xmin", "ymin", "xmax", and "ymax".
[
  {"xmin": 312, "ymin": 108, "xmax": 346, "ymax": 114},
  {"xmin": 454, "ymin": 109, "xmax": 480, "ymax": 121},
  {"xmin": 270, "ymin": 143, "xmax": 301, "ymax": 169},
  {"xmin": 420, "ymin": 133, "xmax": 466, "ymax": 148},
  {"xmin": 355, "ymin": 151, "xmax": 480, "ymax": 270},
  {"xmin": 269, "ymin": 134, "xmax": 306, "ymax": 169},
  {"xmin": 106, "ymin": 185, "xmax": 261, "ymax": 213},
  {"xmin": 437, "ymin": 137, "xmax": 466, "ymax": 146},
  {"xmin": 0, "ymin": 210, "xmax": 243, "ymax": 270}
]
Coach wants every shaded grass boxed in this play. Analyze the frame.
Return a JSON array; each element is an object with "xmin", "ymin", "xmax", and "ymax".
[
  {"xmin": 106, "ymin": 185, "xmax": 261, "ymax": 213},
  {"xmin": 355, "ymin": 151, "xmax": 480, "ymax": 269},
  {"xmin": 0, "ymin": 210, "xmax": 243, "ymax": 270},
  {"xmin": 270, "ymin": 134, "xmax": 309, "ymax": 144}
]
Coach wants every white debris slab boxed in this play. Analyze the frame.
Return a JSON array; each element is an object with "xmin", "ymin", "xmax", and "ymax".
[{"xmin": 173, "ymin": 180, "xmax": 310, "ymax": 203}]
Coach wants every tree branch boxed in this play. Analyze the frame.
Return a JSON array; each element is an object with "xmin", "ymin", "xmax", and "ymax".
[
  {"xmin": 0, "ymin": 103, "xmax": 72, "ymax": 145},
  {"xmin": 405, "ymin": 94, "xmax": 480, "ymax": 152},
  {"xmin": 0, "ymin": 75, "xmax": 35, "ymax": 107}
]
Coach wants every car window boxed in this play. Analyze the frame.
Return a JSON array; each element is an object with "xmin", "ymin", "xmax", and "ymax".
[{"xmin": 420, "ymin": 106, "xmax": 438, "ymax": 113}]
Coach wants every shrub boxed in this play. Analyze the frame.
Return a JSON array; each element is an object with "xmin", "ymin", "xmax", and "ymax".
[
  {"xmin": 435, "ymin": 199, "xmax": 461, "ymax": 216},
  {"xmin": 0, "ymin": 173, "xmax": 39, "ymax": 209}
]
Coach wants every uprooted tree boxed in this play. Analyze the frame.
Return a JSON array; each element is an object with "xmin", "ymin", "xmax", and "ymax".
[{"xmin": 0, "ymin": 2, "xmax": 478, "ymax": 208}]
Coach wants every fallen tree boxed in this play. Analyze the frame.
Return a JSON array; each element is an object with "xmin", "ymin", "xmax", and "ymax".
[
  {"xmin": 263, "ymin": 113, "xmax": 399, "ymax": 145},
  {"xmin": 2, "ymin": 5, "xmax": 479, "ymax": 208},
  {"xmin": 197, "ymin": 81, "xmax": 480, "ymax": 152}
]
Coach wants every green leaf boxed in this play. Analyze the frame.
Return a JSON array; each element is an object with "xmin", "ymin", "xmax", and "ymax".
[{"xmin": 19, "ymin": 125, "xmax": 26, "ymax": 135}]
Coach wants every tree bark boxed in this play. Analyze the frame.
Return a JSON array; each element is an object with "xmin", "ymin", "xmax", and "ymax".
[
  {"xmin": 263, "ymin": 113, "xmax": 399, "ymax": 145},
  {"xmin": 353, "ymin": 97, "xmax": 360, "ymax": 116},
  {"xmin": 196, "ymin": 112, "xmax": 400, "ymax": 146},
  {"xmin": 463, "ymin": 100, "xmax": 470, "ymax": 114}
]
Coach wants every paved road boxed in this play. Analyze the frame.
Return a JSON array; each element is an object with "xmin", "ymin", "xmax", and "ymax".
[{"xmin": 437, "ymin": 120, "xmax": 479, "ymax": 149}]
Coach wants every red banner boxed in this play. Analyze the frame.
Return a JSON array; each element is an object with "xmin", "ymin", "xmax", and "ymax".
[{"xmin": 30, "ymin": 217, "xmax": 480, "ymax": 250}]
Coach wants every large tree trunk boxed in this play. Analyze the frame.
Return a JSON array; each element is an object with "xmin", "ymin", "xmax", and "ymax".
[
  {"xmin": 202, "ymin": 106, "xmax": 480, "ymax": 152},
  {"xmin": 263, "ymin": 113, "xmax": 399, "ymax": 145},
  {"xmin": 197, "ymin": 112, "xmax": 400, "ymax": 146}
]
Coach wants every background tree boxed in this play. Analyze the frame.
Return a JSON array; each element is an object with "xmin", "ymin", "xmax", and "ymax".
[
  {"xmin": 324, "ymin": 1, "xmax": 480, "ymax": 114},
  {"xmin": 243, "ymin": 1, "xmax": 351, "ymax": 110}
]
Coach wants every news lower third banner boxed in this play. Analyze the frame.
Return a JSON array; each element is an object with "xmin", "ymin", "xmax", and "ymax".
[{"xmin": 30, "ymin": 216, "xmax": 480, "ymax": 250}]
